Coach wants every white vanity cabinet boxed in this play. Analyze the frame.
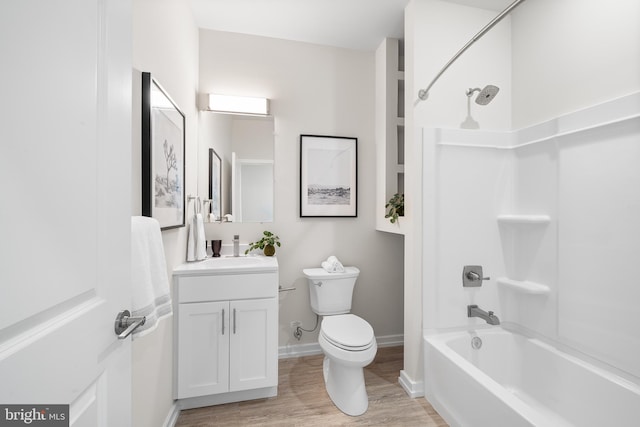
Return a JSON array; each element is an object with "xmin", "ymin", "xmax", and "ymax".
[{"xmin": 173, "ymin": 256, "xmax": 278, "ymax": 409}]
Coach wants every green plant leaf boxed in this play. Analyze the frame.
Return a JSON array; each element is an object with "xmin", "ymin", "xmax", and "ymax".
[{"xmin": 385, "ymin": 193, "xmax": 404, "ymax": 224}]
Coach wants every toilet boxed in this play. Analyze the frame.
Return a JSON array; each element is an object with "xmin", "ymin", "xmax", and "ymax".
[{"xmin": 302, "ymin": 266, "xmax": 377, "ymax": 416}]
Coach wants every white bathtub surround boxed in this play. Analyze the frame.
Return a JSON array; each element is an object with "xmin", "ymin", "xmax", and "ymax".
[
  {"xmin": 421, "ymin": 92, "xmax": 640, "ymax": 425},
  {"xmin": 424, "ymin": 328, "xmax": 640, "ymax": 427}
]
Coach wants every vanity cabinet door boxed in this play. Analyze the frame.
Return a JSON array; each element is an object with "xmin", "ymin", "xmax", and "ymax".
[
  {"xmin": 229, "ymin": 298, "xmax": 278, "ymax": 392},
  {"xmin": 177, "ymin": 301, "xmax": 230, "ymax": 398}
]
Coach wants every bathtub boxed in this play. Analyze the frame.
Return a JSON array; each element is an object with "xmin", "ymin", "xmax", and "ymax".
[{"xmin": 423, "ymin": 328, "xmax": 640, "ymax": 427}]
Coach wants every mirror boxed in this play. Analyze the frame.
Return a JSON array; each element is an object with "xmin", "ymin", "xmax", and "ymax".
[{"xmin": 198, "ymin": 112, "xmax": 274, "ymax": 223}]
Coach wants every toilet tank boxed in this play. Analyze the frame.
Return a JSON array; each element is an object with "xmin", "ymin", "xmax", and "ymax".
[{"xmin": 302, "ymin": 267, "xmax": 360, "ymax": 315}]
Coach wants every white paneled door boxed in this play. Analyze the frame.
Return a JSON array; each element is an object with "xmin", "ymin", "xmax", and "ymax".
[{"xmin": 0, "ymin": 0, "xmax": 132, "ymax": 426}]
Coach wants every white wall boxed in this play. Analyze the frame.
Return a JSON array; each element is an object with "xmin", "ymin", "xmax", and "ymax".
[
  {"xmin": 131, "ymin": 0, "xmax": 199, "ymax": 426},
  {"xmin": 402, "ymin": 2, "xmax": 424, "ymax": 396},
  {"xmin": 512, "ymin": 0, "xmax": 640, "ymax": 129},
  {"xmin": 411, "ymin": 0, "xmax": 512, "ymax": 130},
  {"xmin": 198, "ymin": 30, "xmax": 405, "ymax": 350}
]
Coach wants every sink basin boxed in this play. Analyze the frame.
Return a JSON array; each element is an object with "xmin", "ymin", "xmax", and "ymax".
[{"xmin": 173, "ymin": 255, "xmax": 278, "ymax": 275}]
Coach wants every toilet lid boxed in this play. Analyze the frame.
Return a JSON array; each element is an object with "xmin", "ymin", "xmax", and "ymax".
[{"xmin": 321, "ymin": 314, "xmax": 374, "ymax": 350}]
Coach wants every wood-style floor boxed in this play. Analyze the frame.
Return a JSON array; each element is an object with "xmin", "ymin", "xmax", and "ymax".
[{"xmin": 176, "ymin": 346, "xmax": 448, "ymax": 426}]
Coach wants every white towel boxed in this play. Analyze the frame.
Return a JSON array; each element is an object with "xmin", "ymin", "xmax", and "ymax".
[
  {"xmin": 186, "ymin": 213, "xmax": 207, "ymax": 262},
  {"xmin": 195, "ymin": 213, "xmax": 206, "ymax": 260},
  {"xmin": 131, "ymin": 216, "xmax": 173, "ymax": 339},
  {"xmin": 322, "ymin": 255, "xmax": 345, "ymax": 273},
  {"xmin": 186, "ymin": 216, "xmax": 196, "ymax": 261}
]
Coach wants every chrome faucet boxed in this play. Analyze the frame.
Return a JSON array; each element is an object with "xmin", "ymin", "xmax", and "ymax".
[{"xmin": 467, "ymin": 305, "xmax": 500, "ymax": 325}]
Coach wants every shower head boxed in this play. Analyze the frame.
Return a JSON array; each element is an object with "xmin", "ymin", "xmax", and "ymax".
[{"xmin": 466, "ymin": 85, "xmax": 500, "ymax": 105}]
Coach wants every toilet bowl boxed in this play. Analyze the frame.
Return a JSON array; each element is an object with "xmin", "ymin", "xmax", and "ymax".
[
  {"xmin": 302, "ymin": 267, "xmax": 378, "ymax": 416},
  {"xmin": 319, "ymin": 314, "xmax": 377, "ymax": 416}
]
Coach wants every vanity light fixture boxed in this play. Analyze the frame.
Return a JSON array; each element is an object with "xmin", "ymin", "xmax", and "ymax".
[{"xmin": 207, "ymin": 94, "xmax": 269, "ymax": 115}]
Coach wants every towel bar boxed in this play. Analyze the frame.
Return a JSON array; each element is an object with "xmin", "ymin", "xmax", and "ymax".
[
  {"xmin": 278, "ymin": 286, "xmax": 296, "ymax": 292},
  {"xmin": 187, "ymin": 195, "xmax": 201, "ymax": 215}
]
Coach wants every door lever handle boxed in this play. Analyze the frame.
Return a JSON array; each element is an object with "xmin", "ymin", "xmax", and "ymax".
[{"xmin": 114, "ymin": 310, "xmax": 146, "ymax": 339}]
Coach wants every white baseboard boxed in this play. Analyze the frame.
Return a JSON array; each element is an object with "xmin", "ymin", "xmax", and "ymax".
[
  {"xmin": 279, "ymin": 341, "xmax": 322, "ymax": 358},
  {"xmin": 376, "ymin": 333, "xmax": 404, "ymax": 348},
  {"xmin": 162, "ymin": 402, "xmax": 180, "ymax": 427},
  {"xmin": 177, "ymin": 387, "xmax": 277, "ymax": 410},
  {"xmin": 398, "ymin": 369, "xmax": 424, "ymax": 398},
  {"xmin": 279, "ymin": 334, "xmax": 403, "ymax": 359}
]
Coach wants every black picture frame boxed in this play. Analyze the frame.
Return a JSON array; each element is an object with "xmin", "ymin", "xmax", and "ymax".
[
  {"xmin": 208, "ymin": 148, "xmax": 222, "ymax": 221},
  {"xmin": 141, "ymin": 72, "xmax": 186, "ymax": 230},
  {"xmin": 300, "ymin": 134, "xmax": 357, "ymax": 217}
]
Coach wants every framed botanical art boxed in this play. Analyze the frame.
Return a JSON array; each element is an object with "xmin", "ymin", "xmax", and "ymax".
[
  {"xmin": 208, "ymin": 148, "xmax": 222, "ymax": 221},
  {"xmin": 141, "ymin": 72, "xmax": 186, "ymax": 230},
  {"xmin": 300, "ymin": 134, "xmax": 357, "ymax": 217}
]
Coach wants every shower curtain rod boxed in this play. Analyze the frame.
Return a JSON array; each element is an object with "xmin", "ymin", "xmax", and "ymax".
[{"xmin": 415, "ymin": 0, "xmax": 527, "ymax": 104}]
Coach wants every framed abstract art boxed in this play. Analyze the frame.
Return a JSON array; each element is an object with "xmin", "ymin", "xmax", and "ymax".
[
  {"xmin": 141, "ymin": 72, "xmax": 186, "ymax": 230},
  {"xmin": 300, "ymin": 134, "xmax": 357, "ymax": 218}
]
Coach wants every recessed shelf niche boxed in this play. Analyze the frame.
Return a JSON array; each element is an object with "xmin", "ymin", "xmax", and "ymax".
[{"xmin": 375, "ymin": 37, "xmax": 405, "ymax": 234}]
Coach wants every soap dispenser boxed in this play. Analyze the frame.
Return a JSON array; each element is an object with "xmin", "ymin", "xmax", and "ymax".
[{"xmin": 233, "ymin": 235, "xmax": 240, "ymax": 257}]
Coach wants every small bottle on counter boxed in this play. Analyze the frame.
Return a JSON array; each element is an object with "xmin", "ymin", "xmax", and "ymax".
[{"xmin": 233, "ymin": 235, "xmax": 240, "ymax": 257}]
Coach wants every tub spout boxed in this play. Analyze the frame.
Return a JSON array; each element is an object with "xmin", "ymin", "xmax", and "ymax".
[{"xmin": 467, "ymin": 305, "xmax": 500, "ymax": 325}]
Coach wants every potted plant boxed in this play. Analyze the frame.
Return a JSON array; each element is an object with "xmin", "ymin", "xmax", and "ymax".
[
  {"xmin": 245, "ymin": 230, "xmax": 281, "ymax": 256},
  {"xmin": 385, "ymin": 193, "xmax": 404, "ymax": 224}
]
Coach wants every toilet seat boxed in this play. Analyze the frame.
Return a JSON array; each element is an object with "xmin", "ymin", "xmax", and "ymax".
[{"xmin": 321, "ymin": 314, "xmax": 375, "ymax": 351}]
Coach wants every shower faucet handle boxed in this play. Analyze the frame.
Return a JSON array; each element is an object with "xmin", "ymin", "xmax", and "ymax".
[
  {"xmin": 463, "ymin": 265, "xmax": 490, "ymax": 287},
  {"xmin": 467, "ymin": 271, "xmax": 490, "ymax": 281}
]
